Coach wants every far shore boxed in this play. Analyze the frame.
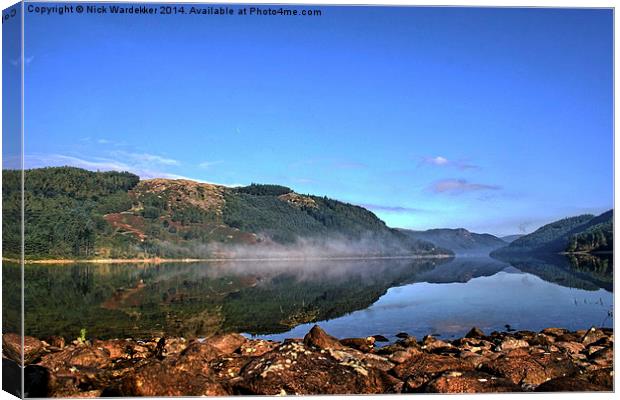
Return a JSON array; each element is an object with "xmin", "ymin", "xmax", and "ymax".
[{"xmin": 3, "ymin": 253, "xmax": 454, "ymax": 265}]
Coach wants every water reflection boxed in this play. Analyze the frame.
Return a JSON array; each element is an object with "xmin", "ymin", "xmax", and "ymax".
[{"xmin": 2, "ymin": 253, "xmax": 613, "ymax": 341}]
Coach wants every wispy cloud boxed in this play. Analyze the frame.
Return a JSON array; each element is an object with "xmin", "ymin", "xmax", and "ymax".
[
  {"xmin": 430, "ymin": 179, "xmax": 501, "ymax": 195},
  {"xmin": 420, "ymin": 156, "xmax": 479, "ymax": 170},
  {"xmin": 198, "ymin": 160, "xmax": 223, "ymax": 169},
  {"xmin": 112, "ymin": 151, "xmax": 179, "ymax": 166},
  {"xmin": 357, "ymin": 203, "xmax": 424, "ymax": 213},
  {"xmin": 23, "ymin": 153, "xmax": 242, "ymax": 187}
]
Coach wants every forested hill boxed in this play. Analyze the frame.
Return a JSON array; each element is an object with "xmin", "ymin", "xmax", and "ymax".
[
  {"xmin": 491, "ymin": 210, "xmax": 613, "ymax": 257},
  {"xmin": 2, "ymin": 167, "xmax": 449, "ymax": 260},
  {"xmin": 398, "ymin": 228, "xmax": 507, "ymax": 255}
]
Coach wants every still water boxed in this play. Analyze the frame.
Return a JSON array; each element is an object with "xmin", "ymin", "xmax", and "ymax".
[{"xmin": 3, "ymin": 254, "xmax": 613, "ymax": 341}]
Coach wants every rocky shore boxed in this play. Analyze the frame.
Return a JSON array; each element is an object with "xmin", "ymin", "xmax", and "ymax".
[{"xmin": 2, "ymin": 325, "xmax": 613, "ymax": 396}]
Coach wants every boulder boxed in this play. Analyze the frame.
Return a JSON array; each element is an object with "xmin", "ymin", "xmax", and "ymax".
[
  {"xmin": 205, "ymin": 333, "xmax": 247, "ymax": 354},
  {"xmin": 554, "ymin": 341, "xmax": 584, "ymax": 354},
  {"xmin": 425, "ymin": 370, "xmax": 521, "ymax": 393},
  {"xmin": 580, "ymin": 327, "xmax": 607, "ymax": 346},
  {"xmin": 496, "ymin": 338, "xmax": 529, "ymax": 351},
  {"xmin": 393, "ymin": 353, "xmax": 474, "ymax": 391},
  {"xmin": 234, "ymin": 341, "xmax": 399, "ymax": 395},
  {"xmin": 2, "ymin": 333, "xmax": 45, "ymax": 364},
  {"xmin": 303, "ymin": 325, "xmax": 344, "ymax": 350},
  {"xmin": 465, "ymin": 327, "xmax": 485, "ymax": 339},
  {"xmin": 480, "ymin": 352, "xmax": 578, "ymax": 386},
  {"xmin": 240, "ymin": 339, "xmax": 279, "ymax": 357},
  {"xmin": 340, "ymin": 337, "xmax": 375, "ymax": 352},
  {"xmin": 535, "ymin": 376, "xmax": 608, "ymax": 392}
]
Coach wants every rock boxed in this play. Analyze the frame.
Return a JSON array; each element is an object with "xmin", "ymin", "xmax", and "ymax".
[
  {"xmin": 480, "ymin": 352, "xmax": 578, "ymax": 386},
  {"xmin": 46, "ymin": 336, "xmax": 66, "ymax": 349},
  {"xmin": 240, "ymin": 340, "xmax": 279, "ymax": 357},
  {"xmin": 92, "ymin": 339, "xmax": 128, "ymax": 360},
  {"xmin": 395, "ymin": 332, "xmax": 410, "ymax": 339},
  {"xmin": 209, "ymin": 354, "xmax": 253, "ymax": 382},
  {"xmin": 556, "ymin": 333, "xmax": 579, "ymax": 342},
  {"xmin": 393, "ymin": 353, "xmax": 474, "ymax": 391},
  {"xmin": 118, "ymin": 341, "xmax": 228, "ymax": 396},
  {"xmin": 360, "ymin": 353, "xmax": 394, "ymax": 371},
  {"xmin": 553, "ymin": 341, "xmax": 584, "ymax": 354},
  {"xmin": 163, "ymin": 337, "xmax": 188, "ymax": 356},
  {"xmin": 535, "ymin": 376, "xmax": 608, "ymax": 392},
  {"xmin": 2, "ymin": 333, "xmax": 45, "ymax": 364},
  {"xmin": 496, "ymin": 338, "xmax": 529, "ymax": 351},
  {"xmin": 38, "ymin": 346, "xmax": 111, "ymax": 370},
  {"xmin": 119, "ymin": 360, "xmax": 228, "ymax": 396},
  {"xmin": 587, "ymin": 345, "xmax": 605, "ymax": 356},
  {"xmin": 234, "ymin": 342, "xmax": 398, "ymax": 394},
  {"xmin": 205, "ymin": 333, "xmax": 247, "ymax": 354},
  {"xmin": 527, "ymin": 334, "xmax": 555, "ymax": 346},
  {"xmin": 303, "ymin": 325, "xmax": 344, "ymax": 350},
  {"xmin": 424, "ymin": 370, "xmax": 521, "ymax": 393},
  {"xmin": 372, "ymin": 335, "xmax": 389, "ymax": 342},
  {"xmin": 422, "ymin": 338, "xmax": 453, "ymax": 352},
  {"xmin": 395, "ymin": 336, "xmax": 419, "ymax": 348},
  {"xmin": 581, "ymin": 368, "xmax": 613, "ymax": 390},
  {"xmin": 541, "ymin": 328, "xmax": 567, "ymax": 337},
  {"xmin": 340, "ymin": 337, "xmax": 375, "ymax": 352},
  {"xmin": 389, "ymin": 348, "xmax": 422, "ymax": 364},
  {"xmin": 465, "ymin": 327, "xmax": 485, "ymax": 339},
  {"xmin": 588, "ymin": 347, "xmax": 613, "ymax": 367},
  {"xmin": 580, "ymin": 327, "xmax": 606, "ymax": 346}
]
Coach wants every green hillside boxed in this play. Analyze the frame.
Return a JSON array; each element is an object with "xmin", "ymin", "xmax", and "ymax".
[
  {"xmin": 2, "ymin": 167, "xmax": 448, "ymax": 260},
  {"xmin": 398, "ymin": 228, "xmax": 507, "ymax": 255},
  {"xmin": 491, "ymin": 210, "xmax": 613, "ymax": 257}
]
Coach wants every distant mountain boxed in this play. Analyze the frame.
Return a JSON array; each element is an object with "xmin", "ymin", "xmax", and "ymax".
[
  {"xmin": 2, "ymin": 167, "xmax": 450, "ymax": 260},
  {"xmin": 491, "ymin": 210, "xmax": 613, "ymax": 257},
  {"xmin": 501, "ymin": 234, "xmax": 523, "ymax": 243},
  {"xmin": 398, "ymin": 228, "xmax": 507, "ymax": 255}
]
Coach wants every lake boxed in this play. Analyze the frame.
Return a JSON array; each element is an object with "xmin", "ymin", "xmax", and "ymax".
[{"xmin": 2, "ymin": 254, "xmax": 613, "ymax": 342}]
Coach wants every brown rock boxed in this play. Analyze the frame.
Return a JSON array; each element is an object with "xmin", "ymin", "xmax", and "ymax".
[
  {"xmin": 535, "ymin": 376, "xmax": 608, "ymax": 392},
  {"xmin": 480, "ymin": 352, "xmax": 578, "ymax": 386},
  {"xmin": 340, "ymin": 337, "xmax": 375, "ymax": 352},
  {"xmin": 92, "ymin": 339, "xmax": 128, "ymax": 360},
  {"xmin": 46, "ymin": 336, "xmax": 66, "ymax": 349},
  {"xmin": 541, "ymin": 328, "xmax": 567, "ymax": 337},
  {"xmin": 303, "ymin": 325, "xmax": 344, "ymax": 350},
  {"xmin": 581, "ymin": 368, "xmax": 613, "ymax": 390},
  {"xmin": 205, "ymin": 333, "xmax": 247, "ymax": 354},
  {"xmin": 393, "ymin": 353, "xmax": 474, "ymax": 391},
  {"xmin": 589, "ymin": 347, "xmax": 613, "ymax": 367},
  {"xmin": 118, "ymin": 341, "xmax": 228, "ymax": 396},
  {"xmin": 240, "ymin": 339, "xmax": 279, "ymax": 357},
  {"xmin": 465, "ymin": 327, "xmax": 485, "ymax": 339},
  {"xmin": 39, "ymin": 346, "xmax": 111, "ymax": 370},
  {"xmin": 497, "ymin": 338, "xmax": 529, "ymax": 351},
  {"xmin": 119, "ymin": 360, "xmax": 228, "ymax": 396},
  {"xmin": 425, "ymin": 370, "xmax": 521, "ymax": 393},
  {"xmin": 554, "ymin": 341, "xmax": 585, "ymax": 354},
  {"xmin": 234, "ymin": 342, "xmax": 398, "ymax": 394},
  {"xmin": 3, "ymin": 333, "xmax": 45, "ymax": 364},
  {"xmin": 528, "ymin": 334, "xmax": 555, "ymax": 346},
  {"xmin": 580, "ymin": 327, "xmax": 606, "ymax": 346}
]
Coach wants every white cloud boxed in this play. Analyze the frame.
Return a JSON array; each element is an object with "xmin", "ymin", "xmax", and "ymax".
[{"xmin": 198, "ymin": 160, "xmax": 223, "ymax": 169}]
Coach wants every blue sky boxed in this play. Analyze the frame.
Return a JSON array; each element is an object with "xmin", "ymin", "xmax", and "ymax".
[{"xmin": 19, "ymin": 5, "xmax": 613, "ymax": 236}]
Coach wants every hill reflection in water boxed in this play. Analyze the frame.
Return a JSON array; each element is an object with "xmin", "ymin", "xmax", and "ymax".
[{"xmin": 2, "ymin": 253, "xmax": 612, "ymax": 341}]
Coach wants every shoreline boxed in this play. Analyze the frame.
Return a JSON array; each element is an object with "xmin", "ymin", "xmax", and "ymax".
[
  {"xmin": 3, "ymin": 253, "xmax": 453, "ymax": 265},
  {"xmin": 2, "ymin": 325, "xmax": 613, "ymax": 396}
]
